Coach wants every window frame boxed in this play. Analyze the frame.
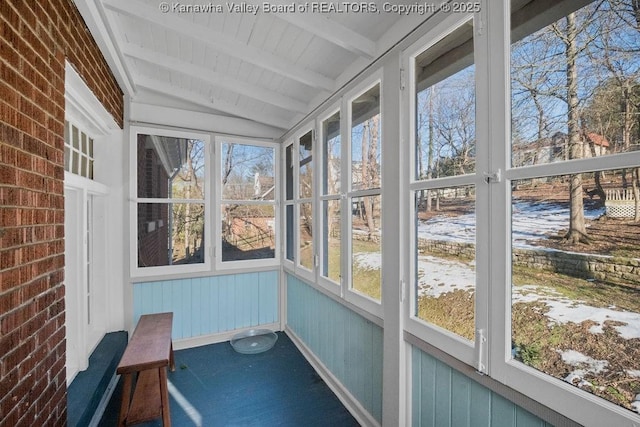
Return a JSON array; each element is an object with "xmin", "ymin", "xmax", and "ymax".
[
  {"xmin": 402, "ymin": 11, "xmax": 487, "ymax": 369},
  {"xmin": 345, "ymin": 71, "xmax": 385, "ymax": 317},
  {"xmin": 295, "ymin": 127, "xmax": 316, "ymax": 277},
  {"xmin": 401, "ymin": 1, "xmax": 640, "ymax": 425},
  {"xmin": 489, "ymin": 1, "xmax": 640, "ymax": 424},
  {"xmin": 283, "ymin": 139, "xmax": 296, "ymax": 268},
  {"xmin": 129, "ymin": 126, "xmax": 212, "ymax": 278},
  {"xmin": 282, "ymin": 124, "xmax": 317, "ymax": 282},
  {"xmin": 214, "ymin": 136, "xmax": 280, "ymax": 271},
  {"xmin": 317, "ymin": 102, "xmax": 344, "ymax": 295}
]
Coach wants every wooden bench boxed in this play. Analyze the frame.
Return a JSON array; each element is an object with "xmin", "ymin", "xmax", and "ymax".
[{"xmin": 117, "ymin": 312, "xmax": 175, "ymax": 426}]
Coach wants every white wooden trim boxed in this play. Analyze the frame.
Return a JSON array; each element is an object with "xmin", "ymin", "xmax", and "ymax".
[
  {"xmin": 64, "ymin": 62, "xmax": 120, "ymax": 135},
  {"xmin": 129, "ymin": 103, "xmax": 284, "ymax": 140}
]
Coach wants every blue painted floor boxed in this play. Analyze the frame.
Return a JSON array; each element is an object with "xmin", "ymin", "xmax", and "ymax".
[{"xmin": 98, "ymin": 332, "xmax": 360, "ymax": 426}]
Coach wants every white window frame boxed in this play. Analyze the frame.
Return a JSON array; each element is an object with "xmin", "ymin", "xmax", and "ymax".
[
  {"xmin": 129, "ymin": 126, "xmax": 212, "ymax": 278},
  {"xmin": 283, "ymin": 139, "xmax": 296, "ymax": 269},
  {"xmin": 401, "ymin": 1, "xmax": 640, "ymax": 425},
  {"xmin": 317, "ymin": 102, "xmax": 343, "ymax": 296},
  {"xmin": 402, "ymin": 10, "xmax": 488, "ymax": 370},
  {"xmin": 486, "ymin": 1, "xmax": 640, "ymax": 425},
  {"xmin": 344, "ymin": 71, "xmax": 385, "ymax": 317},
  {"xmin": 214, "ymin": 136, "xmax": 280, "ymax": 270},
  {"xmin": 283, "ymin": 125, "xmax": 317, "ymax": 282}
]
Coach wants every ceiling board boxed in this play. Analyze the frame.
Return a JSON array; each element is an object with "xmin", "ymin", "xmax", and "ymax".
[{"xmin": 88, "ymin": 0, "xmax": 420, "ymax": 137}]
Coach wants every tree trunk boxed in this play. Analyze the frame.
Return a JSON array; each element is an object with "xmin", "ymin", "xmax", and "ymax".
[
  {"xmin": 564, "ymin": 13, "xmax": 588, "ymax": 244},
  {"xmin": 426, "ymin": 86, "xmax": 435, "ymax": 211}
]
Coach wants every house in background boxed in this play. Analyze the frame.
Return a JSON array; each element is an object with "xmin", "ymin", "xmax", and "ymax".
[
  {"xmin": 2, "ymin": 1, "xmax": 640, "ymax": 426},
  {"xmin": 513, "ymin": 131, "xmax": 610, "ymax": 167}
]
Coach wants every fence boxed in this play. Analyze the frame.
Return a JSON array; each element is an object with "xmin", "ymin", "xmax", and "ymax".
[{"xmin": 605, "ymin": 188, "xmax": 638, "ymax": 218}]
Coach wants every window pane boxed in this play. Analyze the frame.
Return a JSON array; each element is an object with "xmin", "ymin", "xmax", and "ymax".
[
  {"xmin": 415, "ymin": 21, "xmax": 475, "ymax": 179},
  {"xmin": 137, "ymin": 135, "xmax": 205, "ymax": 199},
  {"xmin": 72, "ymin": 151, "xmax": 79, "ymax": 175},
  {"xmin": 351, "ymin": 194, "xmax": 381, "ymax": 300},
  {"xmin": 286, "ymin": 144, "xmax": 294, "ymax": 201},
  {"xmin": 64, "ymin": 146, "xmax": 70, "ymax": 172},
  {"xmin": 286, "ymin": 204, "xmax": 294, "ymax": 261},
  {"xmin": 299, "ymin": 131, "xmax": 313, "ymax": 199},
  {"xmin": 81, "ymin": 156, "xmax": 88, "ymax": 178},
  {"xmin": 511, "ymin": 170, "xmax": 640, "ymax": 413},
  {"xmin": 137, "ymin": 202, "xmax": 205, "ymax": 267},
  {"xmin": 351, "ymin": 84, "xmax": 381, "ymax": 191},
  {"xmin": 415, "ymin": 185, "xmax": 476, "ymax": 341},
  {"xmin": 299, "ymin": 202, "xmax": 313, "ymax": 270},
  {"xmin": 511, "ymin": 1, "xmax": 640, "ymax": 167},
  {"xmin": 322, "ymin": 199, "xmax": 341, "ymax": 284},
  {"xmin": 221, "ymin": 142, "xmax": 275, "ymax": 201},
  {"xmin": 72, "ymin": 125, "xmax": 79, "ymax": 149},
  {"xmin": 323, "ymin": 111, "xmax": 341, "ymax": 195},
  {"xmin": 221, "ymin": 204, "xmax": 275, "ymax": 261},
  {"xmin": 81, "ymin": 132, "xmax": 87, "ymax": 155}
]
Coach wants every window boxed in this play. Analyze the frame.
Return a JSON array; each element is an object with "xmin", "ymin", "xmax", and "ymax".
[
  {"xmin": 298, "ymin": 130, "xmax": 314, "ymax": 271},
  {"xmin": 283, "ymin": 128, "xmax": 315, "ymax": 276},
  {"xmin": 405, "ymin": 2, "xmax": 640, "ymax": 423},
  {"xmin": 320, "ymin": 109, "xmax": 342, "ymax": 288},
  {"xmin": 506, "ymin": 0, "xmax": 640, "ymax": 422},
  {"xmin": 285, "ymin": 143, "xmax": 295, "ymax": 262},
  {"xmin": 349, "ymin": 81, "xmax": 382, "ymax": 302},
  {"xmin": 217, "ymin": 138, "xmax": 277, "ymax": 266},
  {"xmin": 64, "ymin": 120, "xmax": 94, "ymax": 179},
  {"xmin": 131, "ymin": 127, "xmax": 210, "ymax": 276},
  {"xmin": 406, "ymin": 14, "xmax": 481, "ymax": 366}
]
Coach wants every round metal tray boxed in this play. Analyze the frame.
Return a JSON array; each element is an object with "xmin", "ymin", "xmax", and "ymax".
[{"xmin": 230, "ymin": 329, "xmax": 278, "ymax": 354}]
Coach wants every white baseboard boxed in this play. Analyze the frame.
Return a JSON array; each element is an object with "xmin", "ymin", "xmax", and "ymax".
[{"xmin": 285, "ymin": 326, "xmax": 380, "ymax": 427}]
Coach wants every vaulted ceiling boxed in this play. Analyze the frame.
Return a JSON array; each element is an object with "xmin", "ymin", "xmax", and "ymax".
[{"xmin": 75, "ymin": 0, "xmax": 432, "ymax": 138}]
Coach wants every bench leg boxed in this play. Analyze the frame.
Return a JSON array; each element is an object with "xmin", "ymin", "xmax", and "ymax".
[
  {"xmin": 159, "ymin": 367, "xmax": 171, "ymax": 426},
  {"xmin": 118, "ymin": 373, "xmax": 132, "ymax": 426},
  {"xmin": 169, "ymin": 342, "xmax": 175, "ymax": 372}
]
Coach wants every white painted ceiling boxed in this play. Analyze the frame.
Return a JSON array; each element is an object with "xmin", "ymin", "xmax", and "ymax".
[{"xmin": 76, "ymin": 0, "xmax": 433, "ymax": 137}]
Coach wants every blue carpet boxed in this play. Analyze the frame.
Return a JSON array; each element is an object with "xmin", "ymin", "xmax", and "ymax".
[{"xmin": 99, "ymin": 332, "xmax": 360, "ymax": 426}]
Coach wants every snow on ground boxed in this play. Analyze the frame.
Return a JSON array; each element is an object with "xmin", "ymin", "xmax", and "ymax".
[
  {"xmin": 558, "ymin": 349, "xmax": 609, "ymax": 388},
  {"xmin": 352, "ymin": 252, "xmax": 475, "ymax": 298},
  {"xmin": 416, "ymin": 255, "xmax": 475, "ymax": 297},
  {"xmin": 513, "ymin": 284, "xmax": 640, "ymax": 339},
  {"xmin": 352, "ymin": 252, "xmax": 382, "ymax": 271},
  {"xmin": 353, "ymin": 199, "xmax": 640, "ymax": 340},
  {"xmin": 417, "ymin": 200, "xmax": 605, "ymax": 248}
]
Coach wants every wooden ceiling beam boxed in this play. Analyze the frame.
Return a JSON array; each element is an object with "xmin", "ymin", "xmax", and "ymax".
[
  {"xmin": 246, "ymin": 0, "xmax": 376, "ymax": 59},
  {"xmin": 122, "ymin": 43, "xmax": 309, "ymax": 113},
  {"xmin": 102, "ymin": 0, "xmax": 335, "ymax": 91},
  {"xmin": 136, "ymin": 76, "xmax": 291, "ymax": 130}
]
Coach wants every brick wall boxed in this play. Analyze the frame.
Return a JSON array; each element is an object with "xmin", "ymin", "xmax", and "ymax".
[
  {"xmin": 0, "ymin": 1, "xmax": 123, "ymax": 426},
  {"xmin": 137, "ymin": 134, "xmax": 170, "ymax": 267}
]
